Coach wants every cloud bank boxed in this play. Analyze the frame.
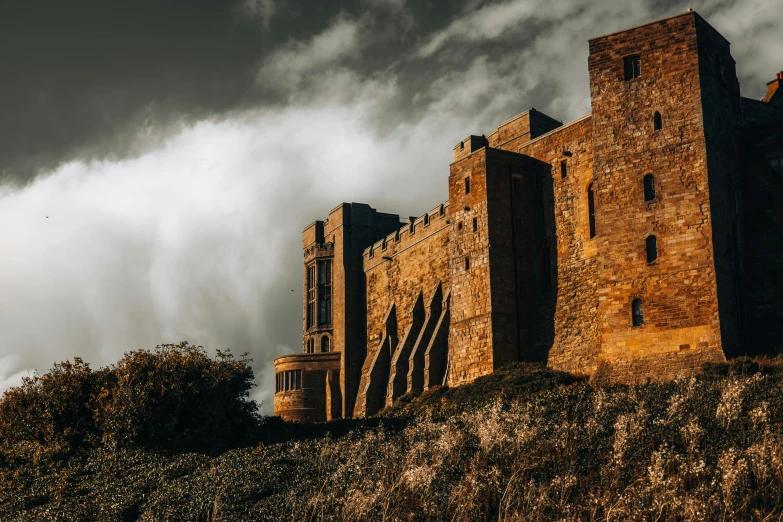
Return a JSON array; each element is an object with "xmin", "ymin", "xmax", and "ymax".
[{"xmin": 0, "ymin": 0, "xmax": 780, "ymax": 413}]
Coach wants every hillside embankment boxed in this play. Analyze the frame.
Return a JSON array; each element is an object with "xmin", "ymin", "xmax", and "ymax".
[{"xmin": 2, "ymin": 344, "xmax": 783, "ymax": 521}]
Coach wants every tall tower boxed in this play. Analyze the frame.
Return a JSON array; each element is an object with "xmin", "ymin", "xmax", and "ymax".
[{"xmin": 587, "ymin": 11, "xmax": 740, "ymax": 380}]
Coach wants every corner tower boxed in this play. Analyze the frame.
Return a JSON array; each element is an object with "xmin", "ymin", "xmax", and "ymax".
[
  {"xmin": 587, "ymin": 11, "xmax": 740, "ymax": 380},
  {"xmin": 274, "ymin": 203, "xmax": 399, "ymax": 422}
]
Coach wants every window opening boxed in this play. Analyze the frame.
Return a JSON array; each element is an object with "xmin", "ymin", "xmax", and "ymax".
[
  {"xmin": 321, "ymin": 336, "xmax": 330, "ymax": 353},
  {"xmin": 653, "ymin": 111, "xmax": 662, "ymax": 131},
  {"xmin": 306, "ymin": 265, "xmax": 316, "ymax": 328},
  {"xmin": 317, "ymin": 260, "xmax": 332, "ymax": 327},
  {"xmin": 624, "ymin": 55, "xmax": 641, "ymax": 80},
  {"xmin": 424, "ymin": 213, "xmax": 430, "ymax": 226},
  {"xmin": 646, "ymin": 235, "xmax": 658, "ymax": 263},
  {"xmin": 465, "ymin": 177, "xmax": 471, "ymax": 194},
  {"xmin": 632, "ymin": 299, "xmax": 644, "ymax": 327},
  {"xmin": 473, "ymin": 217, "xmax": 478, "ymax": 232},
  {"xmin": 644, "ymin": 174, "xmax": 655, "ymax": 201},
  {"xmin": 587, "ymin": 183, "xmax": 596, "ymax": 239},
  {"xmin": 560, "ymin": 160, "xmax": 568, "ymax": 178},
  {"xmin": 465, "ymin": 257, "xmax": 470, "ymax": 270}
]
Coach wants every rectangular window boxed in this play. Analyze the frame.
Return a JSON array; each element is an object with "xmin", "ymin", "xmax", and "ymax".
[
  {"xmin": 465, "ymin": 177, "xmax": 471, "ymax": 194},
  {"xmin": 318, "ymin": 260, "xmax": 332, "ymax": 326},
  {"xmin": 624, "ymin": 56, "xmax": 641, "ymax": 80},
  {"xmin": 560, "ymin": 160, "xmax": 568, "ymax": 178},
  {"xmin": 306, "ymin": 265, "xmax": 316, "ymax": 328}
]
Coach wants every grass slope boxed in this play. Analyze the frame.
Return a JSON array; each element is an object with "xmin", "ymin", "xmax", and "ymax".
[{"xmin": 3, "ymin": 356, "xmax": 783, "ymax": 521}]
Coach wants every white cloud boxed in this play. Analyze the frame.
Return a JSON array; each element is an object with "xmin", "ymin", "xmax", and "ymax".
[
  {"xmin": 241, "ymin": 0, "xmax": 277, "ymax": 29},
  {"xmin": 257, "ymin": 16, "xmax": 364, "ymax": 92},
  {"xmin": 0, "ymin": 356, "xmax": 31, "ymax": 394}
]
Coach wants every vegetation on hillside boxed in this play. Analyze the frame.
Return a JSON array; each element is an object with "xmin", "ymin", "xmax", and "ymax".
[{"xmin": 2, "ymin": 348, "xmax": 783, "ymax": 521}]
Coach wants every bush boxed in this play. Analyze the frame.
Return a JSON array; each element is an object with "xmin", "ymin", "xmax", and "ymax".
[{"xmin": 0, "ymin": 342, "xmax": 260, "ymax": 454}]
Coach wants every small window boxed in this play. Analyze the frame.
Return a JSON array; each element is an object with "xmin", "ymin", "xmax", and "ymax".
[
  {"xmin": 409, "ymin": 221, "xmax": 415, "ymax": 234},
  {"xmin": 368, "ymin": 246, "xmax": 373, "ymax": 258},
  {"xmin": 472, "ymin": 217, "xmax": 478, "ymax": 232},
  {"xmin": 381, "ymin": 238, "xmax": 387, "ymax": 250},
  {"xmin": 321, "ymin": 335, "xmax": 330, "ymax": 353},
  {"xmin": 646, "ymin": 235, "xmax": 658, "ymax": 263},
  {"xmin": 424, "ymin": 213, "xmax": 430, "ymax": 226},
  {"xmin": 460, "ymin": 141, "xmax": 465, "ymax": 150},
  {"xmin": 395, "ymin": 230, "xmax": 400, "ymax": 242},
  {"xmin": 465, "ymin": 257, "xmax": 470, "ymax": 270},
  {"xmin": 644, "ymin": 174, "xmax": 655, "ymax": 201},
  {"xmin": 587, "ymin": 183, "xmax": 596, "ymax": 239},
  {"xmin": 439, "ymin": 204, "xmax": 445, "ymax": 216},
  {"xmin": 513, "ymin": 178, "xmax": 521, "ymax": 194},
  {"xmin": 653, "ymin": 111, "xmax": 662, "ymax": 131},
  {"xmin": 632, "ymin": 299, "xmax": 644, "ymax": 327},
  {"xmin": 624, "ymin": 56, "xmax": 641, "ymax": 80},
  {"xmin": 465, "ymin": 177, "xmax": 471, "ymax": 194},
  {"xmin": 457, "ymin": 222, "xmax": 463, "ymax": 230},
  {"xmin": 769, "ymin": 156, "xmax": 783, "ymax": 176},
  {"xmin": 560, "ymin": 160, "xmax": 568, "ymax": 179}
]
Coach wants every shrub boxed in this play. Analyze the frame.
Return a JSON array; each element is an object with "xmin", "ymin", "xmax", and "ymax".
[{"xmin": 0, "ymin": 342, "xmax": 260, "ymax": 454}]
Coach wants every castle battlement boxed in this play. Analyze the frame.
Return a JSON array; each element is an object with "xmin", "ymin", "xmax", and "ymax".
[
  {"xmin": 363, "ymin": 202, "xmax": 449, "ymax": 263},
  {"xmin": 275, "ymin": 10, "xmax": 783, "ymax": 422}
]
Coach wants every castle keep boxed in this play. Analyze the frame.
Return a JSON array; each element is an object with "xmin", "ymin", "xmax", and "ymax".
[{"xmin": 274, "ymin": 11, "xmax": 783, "ymax": 422}]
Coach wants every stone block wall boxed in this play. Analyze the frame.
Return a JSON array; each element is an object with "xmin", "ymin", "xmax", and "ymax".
[
  {"xmin": 354, "ymin": 204, "xmax": 450, "ymax": 414},
  {"xmin": 273, "ymin": 353, "xmax": 340, "ymax": 423},
  {"xmin": 587, "ymin": 12, "xmax": 726, "ymax": 381},
  {"xmin": 513, "ymin": 115, "xmax": 600, "ymax": 375}
]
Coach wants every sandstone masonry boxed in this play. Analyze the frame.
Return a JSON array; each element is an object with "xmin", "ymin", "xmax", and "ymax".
[{"xmin": 274, "ymin": 11, "xmax": 783, "ymax": 422}]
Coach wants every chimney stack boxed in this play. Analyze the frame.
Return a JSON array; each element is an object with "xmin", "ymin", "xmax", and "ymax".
[{"xmin": 762, "ymin": 71, "xmax": 783, "ymax": 104}]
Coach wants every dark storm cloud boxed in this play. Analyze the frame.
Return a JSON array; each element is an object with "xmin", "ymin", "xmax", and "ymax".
[{"xmin": 0, "ymin": 0, "xmax": 779, "ymax": 412}]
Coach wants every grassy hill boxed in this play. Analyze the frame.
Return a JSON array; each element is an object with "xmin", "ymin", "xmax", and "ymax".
[{"xmin": 2, "ymin": 346, "xmax": 783, "ymax": 521}]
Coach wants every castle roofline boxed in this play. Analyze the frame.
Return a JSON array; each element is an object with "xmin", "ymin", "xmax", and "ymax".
[
  {"xmin": 515, "ymin": 113, "xmax": 592, "ymax": 151},
  {"xmin": 588, "ymin": 10, "xmax": 730, "ymax": 47}
]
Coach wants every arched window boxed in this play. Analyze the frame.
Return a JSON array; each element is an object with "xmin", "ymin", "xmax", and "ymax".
[
  {"xmin": 646, "ymin": 235, "xmax": 658, "ymax": 263},
  {"xmin": 632, "ymin": 299, "xmax": 644, "ymax": 327},
  {"xmin": 653, "ymin": 111, "xmax": 662, "ymax": 131},
  {"xmin": 587, "ymin": 183, "xmax": 596, "ymax": 239},
  {"xmin": 321, "ymin": 335, "xmax": 330, "ymax": 353},
  {"xmin": 644, "ymin": 174, "xmax": 655, "ymax": 201}
]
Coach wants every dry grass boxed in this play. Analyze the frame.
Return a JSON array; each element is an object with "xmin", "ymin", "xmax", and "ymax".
[{"xmin": 2, "ymin": 356, "xmax": 783, "ymax": 521}]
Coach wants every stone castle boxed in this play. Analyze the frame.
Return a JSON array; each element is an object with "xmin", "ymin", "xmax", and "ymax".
[{"xmin": 274, "ymin": 11, "xmax": 783, "ymax": 422}]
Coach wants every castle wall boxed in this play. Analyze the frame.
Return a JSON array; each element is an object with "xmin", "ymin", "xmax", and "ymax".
[
  {"xmin": 354, "ymin": 205, "xmax": 450, "ymax": 414},
  {"xmin": 587, "ymin": 12, "xmax": 726, "ymax": 383},
  {"xmin": 512, "ymin": 115, "xmax": 600, "ymax": 375},
  {"xmin": 739, "ymin": 100, "xmax": 783, "ymax": 354},
  {"xmin": 695, "ymin": 16, "xmax": 744, "ymax": 358}
]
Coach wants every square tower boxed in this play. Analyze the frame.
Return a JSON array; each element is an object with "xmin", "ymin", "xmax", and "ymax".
[{"xmin": 587, "ymin": 11, "xmax": 741, "ymax": 380}]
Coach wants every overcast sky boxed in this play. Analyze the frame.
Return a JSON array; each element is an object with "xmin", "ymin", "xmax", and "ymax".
[{"xmin": 0, "ymin": 0, "xmax": 780, "ymax": 413}]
